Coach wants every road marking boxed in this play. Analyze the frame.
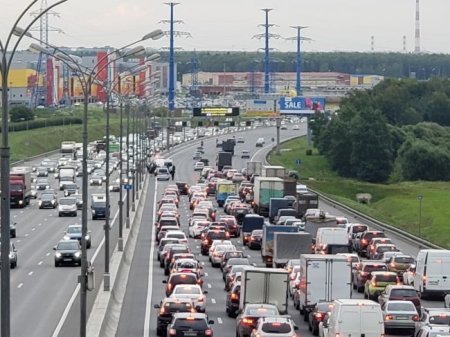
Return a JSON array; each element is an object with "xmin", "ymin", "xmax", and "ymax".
[
  {"xmin": 25, "ymin": 234, "xmax": 29, "ymax": 237},
  {"xmin": 17, "ymin": 283, "xmax": 23, "ymax": 288},
  {"xmin": 16, "ymin": 240, "xmax": 21, "ymax": 243},
  {"xmin": 217, "ymin": 317, "xmax": 223, "ymax": 324},
  {"xmin": 201, "ymin": 261, "xmax": 205, "ymax": 266},
  {"xmin": 207, "ymin": 283, "xmax": 211, "ymax": 289},
  {"xmin": 13, "ymin": 215, "xmax": 17, "ymax": 218},
  {"xmin": 38, "ymin": 223, "xmax": 42, "ymax": 226},
  {"xmin": 211, "ymin": 298, "xmax": 216, "ymax": 304},
  {"xmin": 196, "ymin": 246, "xmax": 200, "ymax": 249},
  {"xmin": 38, "ymin": 261, "xmax": 43, "ymax": 266},
  {"xmin": 143, "ymin": 180, "xmax": 158, "ymax": 337},
  {"xmin": 46, "ymin": 253, "xmax": 50, "ymax": 256},
  {"xmin": 32, "ymin": 228, "xmax": 36, "ymax": 231},
  {"xmin": 28, "ymin": 271, "xmax": 34, "ymax": 276},
  {"xmin": 204, "ymin": 272, "xmax": 208, "ymax": 277}
]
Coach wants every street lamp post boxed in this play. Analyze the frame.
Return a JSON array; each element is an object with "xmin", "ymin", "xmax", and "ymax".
[
  {"xmin": 0, "ymin": 2, "xmax": 68, "ymax": 336},
  {"xmin": 417, "ymin": 195, "xmax": 423, "ymax": 237}
]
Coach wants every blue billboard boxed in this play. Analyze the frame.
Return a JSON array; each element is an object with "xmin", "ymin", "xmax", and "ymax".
[{"xmin": 279, "ymin": 96, "xmax": 326, "ymax": 114}]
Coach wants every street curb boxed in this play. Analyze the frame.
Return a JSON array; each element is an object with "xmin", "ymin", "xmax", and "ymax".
[
  {"xmin": 266, "ymin": 136, "xmax": 443, "ymax": 251},
  {"xmin": 86, "ymin": 173, "xmax": 149, "ymax": 337}
]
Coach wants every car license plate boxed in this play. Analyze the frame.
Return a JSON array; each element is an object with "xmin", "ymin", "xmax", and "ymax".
[
  {"xmin": 63, "ymin": 258, "xmax": 72, "ymax": 262},
  {"xmin": 396, "ymin": 316, "xmax": 408, "ymax": 320},
  {"xmin": 183, "ymin": 332, "xmax": 197, "ymax": 337}
]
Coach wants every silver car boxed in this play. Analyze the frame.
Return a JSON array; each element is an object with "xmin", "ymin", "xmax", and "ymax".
[{"xmin": 382, "ymin": 300, "xmax": 419, "ymax": 333}]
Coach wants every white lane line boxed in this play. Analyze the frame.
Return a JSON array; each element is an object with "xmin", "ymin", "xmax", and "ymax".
[
  {"xmin": 204, "ymin": 272, "xmax": 208, "ymax": 277},
  {"xmin": 46, "ymin": 253, "xmax": 50, "ymax": 256},
  {"xmin": 143, "ymin": 180, "xmax": 158, "ymax": 337},
  {"xmin": 32, "ymin": 228, "xmax": 36, "ymax": 231},
  {"xmin": 25, "ymin": 234, "xmax": 29, "ymax": 237},
  {"xmin": 51, "ymin": 192, "xmax": 125, "ymax": 337},
  {"xmin": 17, "ymin": 283, "xmax": 23, "ymax": 288},
  {"xmin": 217, "ymin": 317, "xmax": 223, "ymax": 324},
  {"xmin": 38, "ymin": 223, "xmax": 42, "ymax": 226},
  {"xmin": 28, "ymin": 271, "xmax": 34, "ymax": 276},
  {"xmin": 13, "ymin": 215, "xmax": 17, "ymax": 218},
  {"xmin": 38, "ymin": 261, "xmax": 43, "ymax": 266},
  {"xmin": 207, "ymin": 284, "xmax": 212, "ymax": 289},
  {"xmin": 201, "ymin": 261, "xmax": 205, "ymax": 266},
  {"xmin": 211, "ymin": 298, "xmax": 216, "ymax": 304},
  {"xmin": 16, "ymin": 240, "xmax": 21, "ymax": 243}
]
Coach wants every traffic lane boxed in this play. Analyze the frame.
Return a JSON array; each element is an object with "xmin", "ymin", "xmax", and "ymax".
[{"xmin": 115, "ymin": 176, "xmax": 157, "ymax": 337}]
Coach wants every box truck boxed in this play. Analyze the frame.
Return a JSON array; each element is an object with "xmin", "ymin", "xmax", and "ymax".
[
  {"xmin": 217, "ymin": 151, "xmax": 232, "ymax": 171},
  {"xmin": 253, "ymin": 177, "xmax": 284, "ymax": 217},
  {"xmin": 216, "ymin": 180, "xmax": 237, "ymax": 207},
  {"xmin": 262, "ymin": 165, "xmax": 286, "ymax": 179},
  {"xmin": 262, "ymin": 223, "xmax": 300, "ymax": 267},
  {"xmin": 298, "ymin": 254, "xmax": 352, "ymax": 317},
  {"xmin": 239, "ymin": 267, "xmax": 290, "ymax": 315},
  {"xmin": 273, "ymin": 232, "xmax": 312, "ymax": 268},
  {"xmin": 315, "ymin": 227, "xmax": 351, "ymax": 254},
  {"xmin": 246, "ymin": 161, "xmax": 262, "ymax": 180},
  {"xmin": 294, "ymin": 192, "xmax": 319, "ymax": 218},
  {"xmin": 10, "ymin": 166, "xmax": 32, "ymax": 207}
]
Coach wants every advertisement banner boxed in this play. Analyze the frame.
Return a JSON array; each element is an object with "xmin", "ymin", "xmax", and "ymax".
[{"xmin": 279, "ymin": 96, "xmax": 326, "ymax": 114}]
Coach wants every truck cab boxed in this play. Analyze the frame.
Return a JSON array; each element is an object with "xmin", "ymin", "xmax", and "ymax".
[{"xmin": 91, "ymin": 194, "xmax": 107, "ymax": 220}]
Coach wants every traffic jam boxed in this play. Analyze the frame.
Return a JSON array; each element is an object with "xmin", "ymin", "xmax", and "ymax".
[{"xmin": 150, "ymin": 136, "xmax": 450, "ymax": 337}]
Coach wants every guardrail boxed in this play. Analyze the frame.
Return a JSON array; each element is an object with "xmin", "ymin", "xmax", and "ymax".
[{"xmin": 266, "ymin": 137, "xmax": 443, "ymax": 251}]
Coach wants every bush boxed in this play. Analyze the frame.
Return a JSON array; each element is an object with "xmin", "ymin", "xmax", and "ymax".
[
  {"xmin": 10, "ymin": 106, "xmax": 34, "ymax": 122},
  {"xmin": 306, "ymin": 149, "xmax": 313, "ymax": 156},
  {"xmin": 6, "ymin": 117, "xmax": 82, "ymax": 132}
]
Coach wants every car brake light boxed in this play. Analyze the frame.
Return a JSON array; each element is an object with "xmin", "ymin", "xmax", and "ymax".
[
  {"xmin": 243, "ymin": 318, "xmax": 253, "ymax": 324},
  {"xmin": 361, "ymin": 239, "xmax": 367, "ymax": 244},
  {"xmin": 290, "ymin": 274, "xmax": 296, "ymax": 280},
  {"xmin": 231, "ymin": 293, "xmax": 238, "ymax": 300},
  {"xmin": 412, "ymin": 315, "xmax": 419, "ymax": 321},
  {"xmin": 169, "ymin": 328, "xmax": 176, "ymax": 336},
  {"xmin": 205, "ymin": 328, "xmax": 212, "ymax": 336},
  {"xmin": 203, "ymin": 240, "xmax": 208, "ymax": 244},
  {"xmin": 197, "ymin": 297, "xmax": 204, "ymax": 302},
  {"xmin": 385, "ymin": 315, "xmax": 393, "ymax": 321},
  {"xmin": 315, "ymin": 312, "xmax": 323, "ymax": 319}
]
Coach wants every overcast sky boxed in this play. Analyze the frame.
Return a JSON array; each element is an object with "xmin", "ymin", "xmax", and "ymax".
[{"xmin": 1, "ymin": 0, "xmax": 449, "ymax": 54}]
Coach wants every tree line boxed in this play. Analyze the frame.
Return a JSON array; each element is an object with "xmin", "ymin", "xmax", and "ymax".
[{"xmin": 311, "ymin": 78, "xmax": 450, "ymax": 183}]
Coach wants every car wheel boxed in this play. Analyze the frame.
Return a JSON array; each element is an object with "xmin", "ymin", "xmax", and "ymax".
[
  {"xmin": 87, "ymin": 242, "xmax": 91, "ymax": 249},
  {"xmin": 364, "ymin": 291, "xmax": 368, "ymax": 299},
  {"xmin": 11, "ymin": 231, "xmax": 16, "ymax": 238},
  {"xmin": 55, "ymin": 261, "xmax": 59, "ymax": 267},
  {"xmin": 58, "ymin": 213, "xmax": 62, "ymax": 217},
  {"xmin": 357, "ymin": 284, "xmax": 363, "ymax": 293}
]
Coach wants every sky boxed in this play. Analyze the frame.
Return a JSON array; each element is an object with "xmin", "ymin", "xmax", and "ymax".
[{"xmin": 1, "ymin": 0, "xmax": 450, "ymax": 54}]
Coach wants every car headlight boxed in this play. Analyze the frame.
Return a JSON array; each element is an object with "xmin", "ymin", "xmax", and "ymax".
[
  {"xmin": 46, "ymin": 185, "xmax": 50, "ymax": 189},
  {"xmin": 55, "ymin": 252, "xmax": 62, "ymax": 258},
  {"xmin": 109, "ymin": 186, "xmax": 113, "ymax": 191},
  {"xmin": 89, "ymin": 180, "xmax": 93, "ymax": 183},
  {"xmin": 9, "ymin": 253, "xmax": 14, "ymax": 259},
  {"xmin": 92, "ymin": 210, "xmax": 95, "ymax": 214},
  {"xmin": 38, "ymin": 201, "xmax": 42, "ymax": 206},
  {"xmin": 63, "ymin": 235, "xmax": 70, "ymax": 240},
  {"xmin": 85, "ymin": 235, "xmax": 90, "ymax": 240},
  {"xmin": 74, "ymin": 252, "xmax": 81, "ymax": 258},
  {"xmin": 51, "ymin": 200, "xmax": 55, "ymax": 204}
]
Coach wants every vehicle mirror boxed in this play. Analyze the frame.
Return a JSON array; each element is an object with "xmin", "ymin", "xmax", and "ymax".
[
  {"xmin": 153, "ymin": 304, "xmax": 160, "ymax": 309},
  {"xmin": 294, "ymin": 325, "xmax": 299, "ymax": 330},
  {"xmin": 203, "ymin": 290, "xmax": 208, "ymax": 294},
  {"xmin": 208, "ymin": 320, "xmax": 214, "ymax": 325},
  {"xmin": 162, "ymin": 280, "xmax": 167, "ymax": 284},
  {"xmin": 13, "ymin": 222, "xmax": 17, "ymax": 226},
  {"xmin": 53, "ymin": 246, "xmax": 57, "ymax": 250}
]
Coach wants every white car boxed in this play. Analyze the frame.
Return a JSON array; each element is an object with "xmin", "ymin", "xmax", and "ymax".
[
  {"xmin": 209, "ymin": 245, "xmax": 236, "ymax": 267},
  {"xmin": 194, "ymin": 162, "xmax": 205, "ymax": 171},
  {"xmin": 250, "ymin": 316, "xmax": 299, "ymax": 337},
  {"xmin": 58, "ymin": 197, "xmax": 77, "ymax": 217},
  {"xmin": 170, "ymin": 284, "xmax": 207, "ymax": 313},
  {"xmin": 164, "ymin": 230, "xmax": 188, "ymax": 244},
  {"xmin": 208, "ymin": 240, "xmax": 233, "ymax": 256},
  {"xmin": 156, "ymin": 167, "xmax": 170, "ymax": 181},
  {"xmin": 189, "ymin": 220, "xmax": 210, "ymax": 238},
  {"xmin": 402, "ymin": 264, "xmax": 416, "ymax": 286}
]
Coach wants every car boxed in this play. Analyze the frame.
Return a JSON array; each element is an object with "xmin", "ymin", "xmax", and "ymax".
[
  {"xmin": 236, "ymin": 303, "xmax": 280, "ymax": 337},
  {"xmin": 175, "ymin": 181, "xmax": 189, "ymax": 195},
  {"xmin": 308, "ymin": 302, "xmax": 334, "ymax": 335},
  {"xmin": 386, "ymin": 254, "xmax": 415, "ymax": 279},
  {"xmin": 158, "ymin": 240, "xmax": 181, "ymax": 262},
  {"xmin": 153, "ymin": 298, "xmax": 195, "ymax": 336},
  {"xmin": 247, "ymin": 229, "xmax": 263, "ymax": 250},
  {"xmin": 293, "ymin": 125, "xmax": 299, "ymax": 130},
  {"xmin": 200, "ymin": 230, "xmax": 229, "ymax": 255},
  {"xmin": 356, "ymin": 231, "xmax": 387, "ymax": 257},
  {"xmin": 378, "ymin": 285, "xmax": 421, "ymax": 312},
  {"xmin": 403, "ymin": 264, "xmax": 416, "ymax": 286},
  {"xmin": 58, "ymin": 197, "xmax": 78, "ymax": 217},
  {"xmin": 63, "ymin": 183, "xmax": 79, "ymax": 197},
  {"xmin": 237, "ymin": 137, "xmax": 245, "ymax": 143},
  {"xmin": 415, "ymin": 308, "xmax": 450, "ymax": 333},
  {"xmin": 36, "ymin": 166, "xmax": 49, "ymax": 177},
  {"xmin": 194, "ymin": 162, "xmax": 205, "ymax": 171},
  {"xmin": 210, "ymin": 244, "xmax": 236, "ymax": 267},
  {"xmin": 232, "ymin": 173, "xmax": 246, "ymax": 183},
  {"xmin": 280, "ymin": 125, "xmax": 288, "ymax": 130},
  {"xmin": 255, "ymin": 138, "xmax": 265, "ymax": 147},
  {"xmin": 166, "ymin": 312, "xmax": 214, "ymax": 337},
  {"xmin": 222, "ymin": 258, "xmax": 251, "ymax": 282},
  {"xmin": 189, "ymin": 220, "xmax": 210, "ymax": 238},
  {"xmin": 415, "ymin": 325, "xmax": 450, "ymax": 337},
  {"xmin": 53, "ymin": 239, "xmax": 81, "ymax": 267},
  {"xmin": 381, "ymin": 300, "xmax": 419, "ymax": 333},
  {"xmin": 156, "ymin": 167, "xmax": 171, "ymax": 181},
  {"xmin": 251, "ymin": 316, "xmax": 298, "ymax": 337},
  {"xmin": 353, "ymin": 260, "xmax": 388, "ymax": 292},
  {"xmin": 163, "ymin": 272, "xmax": 200, "ymax": 297},
  {"xmin": 364, "ymin": 271, "xmax": 398, "ymax": 300},
  {"xmin": 241, "ymin": 150, "xmax": 251, "ymax": 159},
  {"xmin": 38, "ymin": 193, "xmax": 58, "ymax": 209},
  {"xmin": 171, "ymin": 258, "xmax": 203, "ymax": 279},
  {"xmin": 193, "ymin": 152, "xmax": 202, "ymax": 160},
  {"xmin": 63, "ymin": 224, "xmax": 91, "ymax": 249},
  {"xmin": 164, "ymin": 245, "xmax": 191, "ymax": 275},
  {"xmin": 170, "ymin": 284, "xmax": 208, "ymax": 313},
  {"xmin": 369, "ymin": 243, "xmax": 399, "ymax": 260},
  {"xmin": 109, "ymin": 178, "xmax": 120, "ymax": 192},
  {"xmin": 36, "ymin": 178, "xmax": 50, "ymax": 190},
  {"xmin": 226, "ymin": 281, "xmax": 241, "ymax": 318},
  {"xmin": 89, "ymin": 172, "xmax": 103, "ymax": 185},
  {"xmin": 0, "ymin": 242, "xmax": 17, "ymax": 269},
  {"xmin": 221, "ymin": 251, "xmax": 246, "ymax": 270}
]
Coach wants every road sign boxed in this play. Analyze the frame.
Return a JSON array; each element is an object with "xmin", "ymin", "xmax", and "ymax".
[
  {"xmin": 296, "ymin": 159, "xmax": 302, "ymax": 166},
  {"xmin": 123, "ymin": 184, "xmax": 133, "ymax": 190}
]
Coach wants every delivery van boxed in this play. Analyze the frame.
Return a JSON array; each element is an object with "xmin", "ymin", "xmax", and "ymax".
[{"xmin": 414, "ymin": 249, "xmax": 450, "ymax": 299}]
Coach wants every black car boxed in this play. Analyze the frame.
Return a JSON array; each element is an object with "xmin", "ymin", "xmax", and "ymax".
[
  {"xmin": 64, "ymin": 224, "xmax": 91, "ymax": 249},
  {"xmin": 176, "ymin": 182, "xmax": 189, "ymax": 195},
  {"xmin": 10, "ymin": 222, "xmax": 16, "ymax": 238},
  {"xmin": 63, "ymin": 183, "xmax": 78, "ymax": 197},
  {"xmin": 166, "ymin": 313, "xmax": 214, "ymax": 337},
  {"xmin": 53, "ymin": 239, "xmax": 81, "ymax": 267},
  {"xmin": 154, "ymin": 298, "xmax": 195, "ymax": 336},
  {"xmin": 308, "ymin": 301, "xmax": 334, "ymax": 335},
  {"xmin": 247, "ymin": 229, "xmax": 263, "ymax": 250},
  {"xmin": 200, "ymin": 230, "xmax": 229, "ymax": 255},
  {"xmin": 226, "ymin": 282, "xmax": 241, "ymax": 318},
  {"xmin": 39, "ymin": 193, "xmax": 57, "ymax": 209}
]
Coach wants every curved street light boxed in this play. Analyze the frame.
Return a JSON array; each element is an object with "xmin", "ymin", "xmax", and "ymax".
[{"xmin": 0, "ymin": 2, "xmax": 69, "ymax": 337}]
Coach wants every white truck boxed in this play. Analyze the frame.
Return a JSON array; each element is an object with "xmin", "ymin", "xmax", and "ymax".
[
  {"xmin": 299, "ymin": 254, "xmax": 352, "ymax": 318},
  {"xmin": 414, "ymin": 249, "xmax": 450, "ymax": 299},
  {"xmin": 239, "ymin": 267, "xmax": 290, "ymax": 315},
  {"xmin": 262, "ymin": 165, "xmax": 286, "ymax": 179},
  {"xmin": 315, "ymin": 227, "xmax": 351, "ymax": 254},
  {"xmin": 273, "ymin": 232, "xmax": 312, "ymax": 268},
  {"xmin": 58, "ymin": 166, "xmax": 77, "ymax": 190},
  {"xmin": 246, "ymin": 161, "xmax": 262, "ymax": 179}
]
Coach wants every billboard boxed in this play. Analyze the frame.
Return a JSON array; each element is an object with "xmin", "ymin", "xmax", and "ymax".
[
  {"xmin": 193, "ymin": 107, "xmax": 240, "ymax": 117},
  {"xmin": 279, "ymin": 96, "xmax": 326, "ymax": 114}
]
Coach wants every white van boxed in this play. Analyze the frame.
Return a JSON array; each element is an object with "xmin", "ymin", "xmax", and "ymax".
[
  {"xmin": 315, "ymin": 227, "xmax": 350, "ymax": 254},
  {"xmin": 414, "ymin": 249, "xmax": 450, "ymax": 298},
  {"xmin": 320, "ymin": 299, "xmax": 384, "ymax": 337}
]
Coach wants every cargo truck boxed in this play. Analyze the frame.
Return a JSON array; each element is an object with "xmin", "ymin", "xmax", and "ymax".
[
  {"xmin": 304, "ymin": 211, "xmax": 337, "ymax": 239},
  {"xmin": 253, "ymin": 177, "xmax": 284, "ymax": 217},
  {"xmin": 10, "ymin": 166, "xmax": 32, "ymax": 207},
  {"xmin": 283, "ymin": 177, "xmax": 297, "ymax": 197},
  {"xmin": 221, "ymin": 139, "xmax": 235, "ymax": 155},
  {"xmin": 293, "ymin": 192, "xmax": 319, "ymax": 218},
  {"xmin": 58, "ymin": 166, "xmax": 77, "ymax": 190},
  {"xmin": 269, "ymin": 198, "xmax": 294, "ymax": 223},
  {"xmin": 262, "ymin": 223, "xmax": 300, "ymax": 267},
  {"xmin": 239, "ymin": 267, "xmax": 290, "ymax": 315},
  {"xmin": 217, "ymin": 151, "xmax": 232, "ymax": 171},
  {"xmin": 216, "ymin": 180, "xmax": 237, "ymax": 207},
  {"xmin": 273, "ymin": 232, "xmax": 312, "ymax": 268},
  {"xmin": 241, "ymin": 214, "xmax": 265, "ymax": 246},
  {"xmin": 246, "ymin": 161, "xmax": 262, "ymax": 180},
  {"xmin": 262, "ymin": 165, "xmax": 286, "ymax": 179},
  {"xmin": 315, "ymin": 227, "xmax": 351, "ymax": 254},
  {"xmin": 298, "ymin": 254, "xmax": 352, "ymax": 318}
]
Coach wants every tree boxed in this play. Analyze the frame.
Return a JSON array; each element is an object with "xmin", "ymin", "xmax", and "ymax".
[
  {"xmin": 349, "ymin": 108, "xmax": 393, "ymax": 182},
  {"xmin": 10, "ymin": 106, "xmax": 34, "ymax": 122}
]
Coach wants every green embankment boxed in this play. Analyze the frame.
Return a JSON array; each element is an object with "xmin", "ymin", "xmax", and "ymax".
[
  {"xmin": 267, "ymin": 137, "xmax": 450, "ymax": 249},
  {"xmin": 10, "ymin": 116, "xmax": 121, "ymax": 163}
]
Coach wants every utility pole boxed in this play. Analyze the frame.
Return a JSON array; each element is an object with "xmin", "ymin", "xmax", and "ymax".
[{"xmin": 286, "ymin": 26, "xmax": 311, "ymax": 97}]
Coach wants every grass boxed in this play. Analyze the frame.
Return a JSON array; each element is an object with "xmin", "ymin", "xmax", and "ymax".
[
  {"xmin": 10, "ymin": 114, "xmax": 121, "ymax": 163},
  {"xmin": 267, "ymin": 137, "xmax": 450, "ymax": 249}
]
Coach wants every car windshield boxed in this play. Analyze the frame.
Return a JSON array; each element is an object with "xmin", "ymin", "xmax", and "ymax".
[
  {"xmin": 374, "ymin": 274, "xmax": 397, "ymax": 282},
  {"xmin": 167, "ymin": 233, "xmax": 185, "ymax": 239},
  {"xmin": 41, "ymin": 194, "xmax": 53, "ymax": 200},
  {"xmin": 164, "ymin": 302, "xmax": 193, "ymax": 313},
  {"xmin": 60, "ymin": 198, "xmax": 76, "ymax": 205},
  {"xmin": 390, "ymin": 289, "xmax": 418, "ymax": 297},
  {"xmin": 67, "ymin": 227, "xmax": 81, "ymax": 234},
  {"xmin": 228, "ymin": 259, "xmax": 250, "ymax": 267},
  {"xmin": 209, "ymin": 232, "xmax": 226, "ymax": 240},
  {"xmin": 429, "ymin": 333, "xmax": 450, "ymax": 337},
  {"xmin": 261, "ymin": 322, "xmax": 292, "ymax": 333},
  {"xmin": 10, "ymin": 184, "xmax": 22, "ymax": 192},
  {"xmin": 428, "ymin": 315, "xmax": 450, "ymax": 325},
  {"xmin": 57, "ymin": 242, "xmax": 79, "ymax": 250},
  {"xmin": 173, "ymin": 318, "xmax": 208, "ymax": 330},
  {"xmin": 93, "ymin": 202, "xmax": 106, "ymax": 208},
  {"xmin": 364, "ymin": 265, "xmax": 387, "ymax": 272},
  {"xmin": 317, "ymin": 303, "xmax": 334, "ymax": 312},
  {"xmin": 394, "ymin": 256, "xmax": 415, "ymax": 264},
  {"xmin": 386, "ymin": 302, "xmax": 415, "ymax": 311},
  {"xmin": 173, "ymin": 286, "xmax": 200, "ymax": 295},
  {"xmin": 246, "ymin": 307, "xmax": 278, "ymax": 316}
]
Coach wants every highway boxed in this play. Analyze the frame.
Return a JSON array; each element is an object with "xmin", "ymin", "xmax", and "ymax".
[
  {"xmin": 115, "ymin": 122, "xmax": 446, "ymax": 337},
  {"xmin": 5, "ymin": 153, "xmax": 126, "ymax": 337}
]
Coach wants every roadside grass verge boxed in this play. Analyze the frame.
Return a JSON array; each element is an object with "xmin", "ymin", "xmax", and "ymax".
[{"xmin": 267, "ymin": 137, "xmax": 450, "ymax": 249}]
